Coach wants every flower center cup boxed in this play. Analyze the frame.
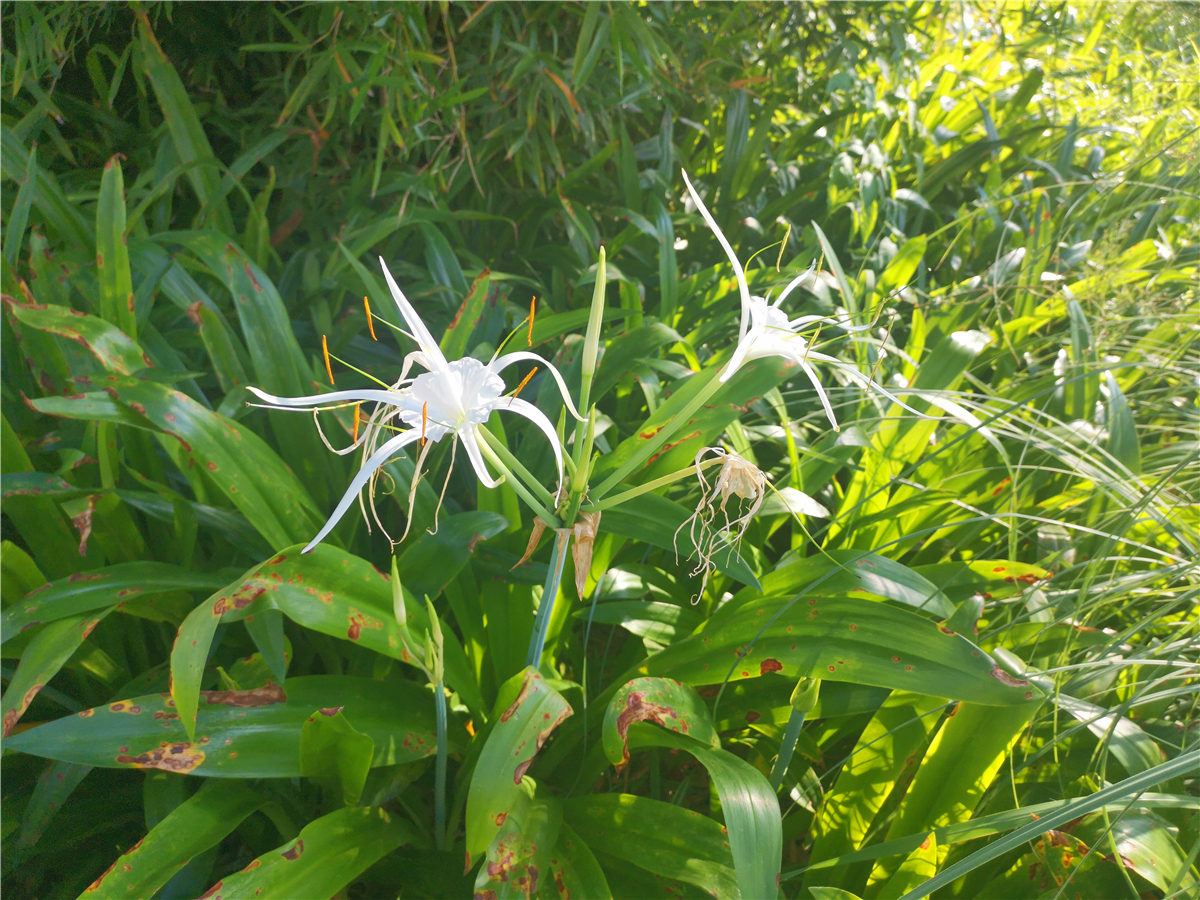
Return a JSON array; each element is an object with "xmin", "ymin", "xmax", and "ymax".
[{"xmin": 403, "ymin": 357, "xmax": 505, "ymax": 438}]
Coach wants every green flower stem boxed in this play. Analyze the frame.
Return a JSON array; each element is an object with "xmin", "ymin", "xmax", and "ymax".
[
  {"xmin": 475, "ymin": 431, "xmax": 562, "ymax": 528},
  {"xmin": 590, "ymin": 370, "xmax": 726, "ymax": 501},
  {"xmin": 478, "ymin": 423, "xmax": 558, "ymax": 509},
  {"xmin": 582, "ymin": 457, "xmax": 725, "ymax": 513},
  {"xmin": 434, "ymin": 680, "xmax": 447, "ymax": 849},
  {"xmin": 525, "ymin": 534, "xmax": 569, "ymax": 669}
]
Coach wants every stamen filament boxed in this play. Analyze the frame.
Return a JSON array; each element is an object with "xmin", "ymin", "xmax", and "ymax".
[
  {"xmin": 508, "ymin": 366, "xmax": 538, "ymax": 404},
  {"xmin": 364, "ymin": 296, "xmax": 378, "ymax": 341},
  {"xmin": 322, "ymin": 335, "xmax": 334, "ymax": 384},
  {"xmin": 327, "ymin": 352, "xmax": 395, "ymax": 389}
]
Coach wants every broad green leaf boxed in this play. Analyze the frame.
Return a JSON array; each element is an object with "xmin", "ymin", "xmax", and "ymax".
[
  {"xmin": 194, "ymin": 806, "xmax": 413, "ymax": 900},
  {"xmin": 550, "ymin": 821, "xmax": 613, "ymax": 900},
  {"xmin": 603, "ymin": 677, "xmax": 719, "ymax": 765},
  {"xmin": 805, "ymin": 692, "xmax": 943, "ymax": 895},
  {"xmin": 136, "ymin": 15, "xmax": 233, "ymax": 233},
  {"xmin": 627, "ymin": 724, "xmax": 781, "ymax": 900},
  {"xmin": 7, "ymin": 760, "xmax": 91, "ymax": 869},
  {"xmin": 96, "ymin": 155, "xmax": 136, "ymax": 338},
  {"xmin": 6, "ymin": 676, "xmax": 446, "ymax": 777},
  {"xmin": 564, "ymin": 793, "xmax": 738, "ymax": 899},
  {"xmin": 79, "ymin": 779, "xmax": 264, "ymax": 899},
  {"xmin": 909, "ymin": 559, "xmax": 1050, "ymax": 604},
  {"xmin": 7, "ymin": 302, "xmax": 150, "ymax": 374},
  {"xmin": 439, "ymin": 267, "xmax": 490, "ymax": 359},
  {"xmin": 472, "ymin": 779, "xmax": 563, "ymax": 900},
  {"xmin": 167, "ymin": 544, "xmax": 480, "ymax": 738},
  {"xmin": 602, "ymin": 493, "xmax": 760, "ymax": 589},
  {"xmin": 876, "ymin": 834, "xmax": 937, "ymax": 900},
  {"xmin": 642, "ymin": 596, "xmax": 1037, "ymax": 706},
  {"xmin": 3, "ymin": 140, "xmax": 36, "ymax": 265},
  {"xmin": 465, "ymin": 667, "xmax": 573, "ymax": 863},
  {"xmin": 1100, "ymin": 811, "xmax": 1198, "ymax": 893},
  {"xmin": 299, "ymin": 707, "xmax": 375, "ymax": 806},
  {"xmin": 2, "ymin": 614, "xmax": 108, "ymax": 737},
  {"xmin": 395, "ymin": 510, "xmax": 510, "ymax": 600},
  {"xmin": 869, "ymin": 700, "xmax": 1041, "ymax": 887},
  {"xmin": 1, "ymin": 563, "xmax": 228, "ymax": 639}
]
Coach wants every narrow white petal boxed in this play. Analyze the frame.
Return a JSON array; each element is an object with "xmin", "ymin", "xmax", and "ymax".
[
  {"xmin": 835, "ymin": 363, "xmax": 934, "ymax": 420},
  {"xmin": 719, "ymin": 328, "xmax": 761, "ymax": 384},
  {"xmin": 797, "ymin": 357, "xmax": 839, "ymax": 431},
  {"xmin": 460, "ymin": 427, "xmax": 503, "ymax": 488},
  {"xmin": 379, "ymin": 257, "xmax": 450, "ymax": 372},
  {"xmin": 501, "ymin": 397, "xmax": 564, "ymax": 489},
  {"xmin": 681, "ymin": 169, "xmax": 751, "ymax": 340},
  {"xmin": 786, "ymin": 314, "xmax": 829, "ymax": 330},
  {"xmin": 303, "ymin": 428, "xmax": 423, "ymax": 553},
  {"xmin": 247, "ymin": 386, "xmax": 401, "ymax": 408},
  {"xmin": 774, "ymin": 263, "xmax": 817, "ymax": 308},
  {"xmin": 491, "ymin": 351, "xmax": 586, "ymax": 421}
]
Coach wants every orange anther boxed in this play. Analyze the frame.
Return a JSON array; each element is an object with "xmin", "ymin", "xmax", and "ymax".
[
  {"xmin": 364, "ymin": 296, "xmax": 377, "ymax": 341},
  {"xmin": 421, "ymin": 401, "xmax": 428, "ymax": 447},
  {"xmin": 527, "ymin": 296, "xmax": 536, "ymax": 346},
  {"xmin": 509, "ymin": 366, "xmax": 538, "ymax": 404},
  {"xmin": 322, "ymin": 335, "xmax": 334, "ymax": 384},
  {"xmin": 353, "ymin": 403, "xmax": 362, "ymax": 443}
]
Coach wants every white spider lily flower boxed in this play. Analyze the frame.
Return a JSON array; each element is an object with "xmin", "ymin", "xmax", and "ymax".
[
  {"xmin": 681, "ymin": 170, "xmax": 924, "ymax": 431},
  {"xmin": 250, "ymin": 258, "xmax": 583, "ymax": 553}
]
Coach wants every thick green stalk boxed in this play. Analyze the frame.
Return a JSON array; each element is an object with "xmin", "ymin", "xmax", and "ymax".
[
  {"xmin": 475, "ymin": 433, "xmax": 561, "ymax": 528},
  {"xmin": 478, "ymin": 423, "xmax": 558, "ymax": 509},
  {"xmin": 434, "ymin": 681, "xmax": 447, "ymax": 849},
  {"xmin": 590, "ymin": 371, "xmax": 726, "ymax": 501},
  {"xmin": 525, "ymin": 534, "xmax": 569, "ymax": 669},
  {"xmin": 770, "ymin": 678, "xmax": 820, "ymax": 790}
]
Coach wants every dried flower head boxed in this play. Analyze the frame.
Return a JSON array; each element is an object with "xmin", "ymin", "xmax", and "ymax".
[{"xmin": 676, "ymin": 447, "xmax": 766, "ymax": 602}]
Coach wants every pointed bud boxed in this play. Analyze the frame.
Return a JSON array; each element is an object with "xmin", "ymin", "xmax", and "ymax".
[
  {"xmin": 425, "ymin": 597, "xmax": 443, "ymax": 650},
  {"xmin": 790, "ymin": 677, "xmax": 820, "ymax": 713},
  {"xmin": 581, "ymin": 246, "xmax": 606, "ymax": 379},
  {"xmin": 391, "ymin": 556, "xmax": 406, "ymax": 627}
]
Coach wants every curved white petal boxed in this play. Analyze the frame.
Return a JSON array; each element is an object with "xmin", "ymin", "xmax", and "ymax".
[
  {"xmin": 787, "ymin": 314, "xmax": 830, "ymax": 330},
  {"xmin": 774, "ymin": 263, "xmax": 817, "ymax": 308},
  {"xmin": 797, "ymin": 357, "xmax": 839, "ymax": 431},
  {"xmin": 379, "ymin": 257, "xmax": 450, "ymax": 373},
  {"xmin": 491, "ymin": 351, "xmax": 586, "ymax": 421},
  {"xmin": 459, "ymin": 427, "xmax": 503, "ymax": 488},
  {"xmin": 303, "ymin": 428, "xmax": 423, "ymax": 553},
  {"xmin": 832, "ymin": 363, "xmax": 934, "ymax": 420},
  {"xmin": 248, "ymin": 385, "xmax": 402, "ymax": 409},
  {"xmin": 719, "ymin": 327, "xmax": 763, "ymax": 383},
  {"xmin": 681, "ymin": 169, "xmax": 751, "ymax": 340},
  {"xmin": 500, "ymin": 397, "xmax": 564, "ymax": 489}
]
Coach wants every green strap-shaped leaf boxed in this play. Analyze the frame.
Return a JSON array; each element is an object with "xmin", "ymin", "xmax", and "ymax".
[
  {"xmin": 550, "ymin": 821, "xmax": 613, "ymax": 900},
  {"xmin": 465, "ymin": 667, "xmax": 573, "ymax": 863},
  {"xmin": 7, "ymin": 302, "xmax": 150, "ymax": 374},
  {"xmin": 96, "ymin": 155, "xmax": 136, "ymax": 338},
  {"xmin": 6, "ymin": 676, "xmax": 446, "ymax": 778},
  {"xmin": 6, "ymin": 760, "xmax": 91, "ymax": 871},
  {"xmin": 2, "ymin": 613, "xmax": 109, "ymax": 737},
  {"xmin": 395, "ymin": 510, "xmax": 510, "ymax": 601},
  {"xmin": 643, "ymin": 595, "xmax": 1038, "ymax": 706},
  {"xmin": 869, "ymin": 700, "xmax": 1041, "ymax": 888},
  {"xmin": 135, "ymin": 14, "xmax": 233, "ymax": 233},
  {"xmin": 563, "ymin": 793, "xmax": 736, "ymax": 899},
  {"xmin": 3, "ymin": 140, "xmax": 36, "ymax": 265},
  {"xmin": 193, "ymin": 806, "xmax": 414, "ymax": 900},
  {"xmin": 627, "ymin": 724, "xmax": 782, "ymax": 900},
  {"xmin": 77, "ymin": 779, "xmax": 264, "ymax": 900},
  {"xmin": 603, "ymin": 677, "xmax": 720, "ymax": 765},
  {"xmin": 299, "ymin": 708, "xmax": 374, "ymax": 807},
  {"xmin": 439, "ymin": 268, "xmax": 491, "ymax": 359},
  {"xmin": 472, "ymin": 779, "xmax": 564, "ymax": 899},
  {"xmin": 0, "ymin": 127, "xmax": 91, "ymax": 248},
  {"xmin": 1, "ymin": 562, "xmax": 229, "ymax": 640}
]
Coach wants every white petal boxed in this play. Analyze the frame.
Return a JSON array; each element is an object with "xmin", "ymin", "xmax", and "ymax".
[
  {"xmin": 379, "ymin": 257, "xmax": 450, "ymax": 372},
  {"xmin": 500, "ymin": 397, "xmax": 564, "ymax": 489},
  {"xmin": 774, "ymin": 263, "xmax": 817, "ymax": 308},
  {"xmin": 719, "ymin": 328, "xmax": 762, "ymax": 384},
  {"xmin": 247, "ymin": 385, "xmax": 401, "ymax": 408},
  {"xmin": 459, "ymin": 427, "xmax": 503, "ymax": 488},
  {"xmin": 797, "ymin": 357, "xmax": 839, "ymax": 431},
  {"xmin": 303, "ymin": 428, "xmax": 423, "ymax": 553},
  {"xmin": 491, "ymin": 351, "xmax": 586, "ymax": 421},
  {"xmin": 681, "ymin": 169, "xmax": 751, "ymax": 340}
]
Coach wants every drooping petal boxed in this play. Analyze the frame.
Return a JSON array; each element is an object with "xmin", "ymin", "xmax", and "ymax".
[
  {"xmin": 491, "ymin": 351, "xmax": 586, "ymax": 421},
  {"xmin": 719, "ymin": 327, "xmax": 762, "ymax": 383},
  {"xmin": 303, "ymin": 428, "xmax": 424, "ymax": 553},
  {"xmin": 459, "ymin": 427, "xmax": 503, "ymax": 489},
  {"xmin": 797, "ymin": 356, "xmax": 840, "ymax": 431},
  {"xmin": 682, "ymin": 169, "xmax": 751, "ymax": 340},
  {"xmin": 379, "ymin": 257, "xmax": 450, "ymax": 373},
  {"xmin": 829, "ymin": 361, "xmax": 935, "ymax": 420},
  {"xmin": 499, "ymin": 397, "xmax": 565, "ymax": 489},
  {"xmin": 774, "ymin": 262, "xmax": 817, "ymax": 308},
  {"xmin": 247, "ymin": 385, "xmax": 402, "ymax": 409}
]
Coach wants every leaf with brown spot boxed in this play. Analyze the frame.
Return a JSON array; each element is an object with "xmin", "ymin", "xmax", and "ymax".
[{"xmin": 602, "ymin": 677, "xmax": 719, "ymax": 766}]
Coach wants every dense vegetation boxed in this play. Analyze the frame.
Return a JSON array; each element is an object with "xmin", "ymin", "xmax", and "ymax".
[{"xmin": 1, "ymin": 3, "xmax": 1197, "ymax": 898}]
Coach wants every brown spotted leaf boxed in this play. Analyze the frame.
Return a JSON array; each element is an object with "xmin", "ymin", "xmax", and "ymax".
[{"xmin": 602, "ymin": 677, "xmax": 719, "ymax": 766}]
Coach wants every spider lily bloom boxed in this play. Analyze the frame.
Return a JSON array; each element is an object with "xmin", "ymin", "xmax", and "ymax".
[
  {"xmin": 681, "ymin": 170, "xmax": 922, "ymax": 431},
  {"xmin": 249, "ymin": 258, "xmax": 583, "ymax": 553}
]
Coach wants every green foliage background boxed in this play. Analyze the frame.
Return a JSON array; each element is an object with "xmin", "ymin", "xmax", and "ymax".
[{"xmin": 1, "ymin": 3, "xmax": 1197, "ymax": 899}]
